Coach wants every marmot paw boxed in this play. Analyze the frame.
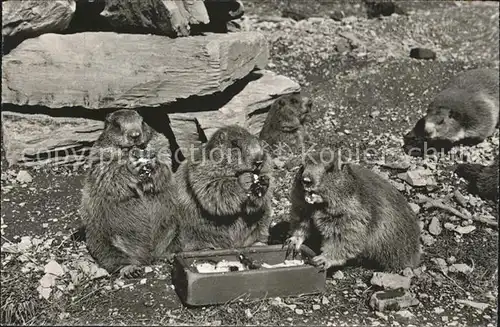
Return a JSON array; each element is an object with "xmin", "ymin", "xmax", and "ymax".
[{"xmin": 119, "ymin": 265, "xmax": 144, "ymax": 279}]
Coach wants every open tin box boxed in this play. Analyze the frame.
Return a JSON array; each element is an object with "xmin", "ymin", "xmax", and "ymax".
[{"xmin": 172, "ymin": 244, "xmax": 326, "ymax": 306}]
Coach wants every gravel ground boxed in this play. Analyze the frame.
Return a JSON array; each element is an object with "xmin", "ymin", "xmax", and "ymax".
[{"xmin": 1, "ymin": 1, "xmax": 498, "ymax": 326}]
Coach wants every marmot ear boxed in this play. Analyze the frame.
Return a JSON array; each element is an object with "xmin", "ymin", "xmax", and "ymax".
[
  {"xmin": 104, "ymin": 112, "xmax": 114, "ymax": 125},
  {"xmin": 325, "ymin": 155, "xmax": 345, "ymax": 173}
]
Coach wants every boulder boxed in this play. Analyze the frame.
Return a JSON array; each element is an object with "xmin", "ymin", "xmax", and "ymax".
[
  {"xmin": 1, "ymin": 111, "xmax": 103, "ymax": 167},
  {"xmin": 169, "ymin": 70, "xmax": 301, "ymax": 155},
  {"xmin": 2, "ymin": 31, "xmax": 269, "ymax": 109},
  {"xmin": 99, "ymin": 0, "xmax": 209, "ymax": 37},
  {"xmin": 2, "ymin": 0, "xmax": 76, "ymax": 51}
]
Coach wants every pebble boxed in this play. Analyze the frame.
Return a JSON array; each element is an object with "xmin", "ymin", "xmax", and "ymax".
[
  {"xmin": 16, "ymin": 170, "xmax": 33, "ymax": 184},
  {"xmin": 312, "ymin": 304, "xmax": 320, "ymax": 310},
  {"xmin": 428, "ymin": 217, "xmax": 442, "ymax": 236},
  {"xmin": 455, "ymin": 225, "xmax": 476, "ymax": 234},
  {"xmin": 295, "ymin": 309, "xmax": 304, "ymax": 315},
  {"xmin": 332, "ymin": 270, "xmax": 345, "ymax": 279}
]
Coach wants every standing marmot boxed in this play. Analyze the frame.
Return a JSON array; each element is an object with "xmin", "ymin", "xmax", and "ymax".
[
  {"xmin": 80, "ymin": 109, "xmax": 179, "ymax": 278},
  {"xmin": 455, "ymin": 154, "xmax": 499, "ymax": 202},
  {"xmin": 285, "ymin": 151, "xmax": 421, "ymax": 271},
  {"xmin": 175, "ymin": 125, "xmax": 273, "ymax": 251},
  {"xmin": 259, "ymin": 93, "xmax": 312, "ymax": 154},
  {"xmin": 420, "ymin": 68, "xmax": 499, "ymax": 144}
]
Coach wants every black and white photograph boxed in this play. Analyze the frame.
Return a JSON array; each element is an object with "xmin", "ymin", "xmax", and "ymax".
[{"xmin": 1, "ymin": 0, "xmax": 498, "ymax": 325}]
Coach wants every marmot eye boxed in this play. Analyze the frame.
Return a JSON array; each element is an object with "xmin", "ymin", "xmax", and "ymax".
[
  {"xmin": 438, "ymin": 119, "xmax": 445, "ymax": 125},
  {"xmin": 302, "ymin": 176, "xmax": 312, "ymax": 186}
]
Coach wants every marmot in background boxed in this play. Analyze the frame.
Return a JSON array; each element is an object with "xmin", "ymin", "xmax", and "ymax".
[
  {"xmin": 285, "ymin": 151, "xmax": 421, "ymax": 271},
  {"xmin": 421, "ymin": 68, "xmax": 499, "ymax": 144},
  {"xmin": 259, "ymin": 93, "xmax": 312, "ymax": 155},
  {"xmin": 80, "ymin": 109, "xmax": 179, "ymax": 278},
  {"xmin": 455, "ymin": 154, "xmax": 499, "ymax": 202},
  {"xmin": 175, "ymin": 125, "xmax": 273, "ymax": 251}
]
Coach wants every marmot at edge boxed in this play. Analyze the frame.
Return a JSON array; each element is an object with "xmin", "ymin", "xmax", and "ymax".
[
  {"xmin": 286, "ymin": 151, "xmax": 421, "ymax": 271},
  {"xmin": 422, "ymin": 68, "xmax": 499, "ymax": 143}
]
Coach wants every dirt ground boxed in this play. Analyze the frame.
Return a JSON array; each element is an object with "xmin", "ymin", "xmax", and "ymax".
[{"xmin": 1, "ymin": 1, "xmax": 499, "ymax": 326}]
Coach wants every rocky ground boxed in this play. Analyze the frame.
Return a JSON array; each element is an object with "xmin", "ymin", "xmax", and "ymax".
[{"xmin": 1, "ymin": 1, "xmax": 499, "ymax": 326}]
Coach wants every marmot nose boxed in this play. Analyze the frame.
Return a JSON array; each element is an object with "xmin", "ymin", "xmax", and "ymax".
[
  {"xmin": 254, "ymin": 160, "xmax": 263, "ymax": 171},
  {"xmin": 302, "ymin": 176, "xmax": 312, "ymax": 187},
  {"xmin": 128, "ymin": 131, "xmax": 142, "ymax": 141}
]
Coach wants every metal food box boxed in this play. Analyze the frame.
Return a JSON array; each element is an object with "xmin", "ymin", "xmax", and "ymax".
[{"xmin": 172, "ymin": 244, "xmax": 326, "ymax": 306}]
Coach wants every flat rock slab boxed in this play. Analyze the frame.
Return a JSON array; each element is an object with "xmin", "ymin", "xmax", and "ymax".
[
  {"xmin": 169, "ymin": 70, "xmax": 300, "ymax": 155},
  {"xmin": 2, "ymin": 0, "xmax": 76, "ymax": 41},
  {"xmin": 2, "ymin": 31, "xmax": 268, "ymax": 109},
  {"xmin": 1, "ymin": 111, "xmax": 103, "ymax": 167}
]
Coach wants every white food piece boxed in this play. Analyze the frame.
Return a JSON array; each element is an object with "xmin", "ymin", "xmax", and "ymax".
[
  {"xmin": 253, "ymin": 173, "xmax": 259, "ymax": 183},
  {"xmin": 261, "ymin": 260, "xmax": 305, "ymax": 269},
  {"xmin": 195, "ymin": 260, "xmax": 246, "ymax": 273},
  {"xmin": 137, "ymin": 157, "xmax": 150, "ymax": 164}
]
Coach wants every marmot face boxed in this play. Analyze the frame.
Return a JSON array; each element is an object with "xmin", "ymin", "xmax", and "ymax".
[
  {"xmin": 205, "ymin": 125, "xmax": 267, "ymax": 174},
  {"xmin": 274, "ymin": 94, "xmax": 312, "ymax": 133},
  {"xmin": 104, "ymin": 110, "xmax": 152, "ymax": 149},
  {"xmin": 424, "ymin": 105, "xmax": 465, "ymax": 142},
  {"xmin": 299, "ymin": 152, "xmax": 343, "ymax": 205}
]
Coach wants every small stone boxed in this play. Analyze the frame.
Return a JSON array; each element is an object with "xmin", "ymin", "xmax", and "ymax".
[
  {"xmin": 16, "ymin": 170, "xmax": 33, "ymax": 183},
  {"xmin": 322, "ymin": 296, "xmax": 330, "ymax": 305},
  {"xmin": 144, "ymin": 266, "xmax": 153, "ymax": 274},
  {"xmin": 434, "ymin": 307, "xmax": 445, "ymax": 314},
  {"xmin": 295, "ymin": 308, "xmax": 304, "ymax": 315},
  {"xmin": 375, "ymin": 311, "xmax": 388, "ymax": 320},
  {"xmin": 444, "ymin": 223, "xmax": 457, "ymax": 231},
  {"xmin": 431, "ymin": 258, "xmax": 448, "ymax": 273},
  {"xmin": 370, "ymin": 111, "xmax": 380, "ymax": 118},
  {"xmin": 447, "ymin": 256, "xmax": 456, "ymax": 264},
  {"xmin": 369, "ymin": 289, "xmax": 420, "ymax": 311},
  {"xmin": 448, "ymin": 263, "xmax": 473, "ymax": 275},
  {"xmin": 421, "ymin": 232, "xmax": 436, "ymax": 246},
  {"xmin": 371, "ymin": 272, "xmax": 411, "ymax": 290},
  {"xmin": 402, "ymin": 268, "xmax": 414, "ymax": 278},
  {"xmin": 332, "ymin": 270, "xmax": 345, "ymax": 280},
  {"xmin": 453, "ymin": 190, "xmax": 468, "ymax": 207},
  {"xmin": 140, "ymin": 278, "xmax": 147, "ymax": 285},
  {"xmin": 312, "ymin": 304, "xmax": 320, "ymax": 310},
  {"xmin": 329, "ymin": 10, "xmax": 344, "ymax": 21},
  {"xmin": 455, "ymin": 225, "xmax": 476, "ymax": 234},
  {"xmin": 44, "ymin": 260, "xmax": 64, "ymax": 277},
  {"xmin": 455, "ymin": 299, "xmax": 489, "ymax": 311},
  {"xmin": 409, "ymin": 203, "xmax": 420, "ymax": 214},
  {"xmin": 428, "ymin": 217, "xmax": 442, "ymax": 236},
  {"xmin": 410, "ymin": 48, "xmax": 436, "ymax": 60},
  {"xmin": 396, "ymin": 310, "xmax": 414, "ymax": 319}
]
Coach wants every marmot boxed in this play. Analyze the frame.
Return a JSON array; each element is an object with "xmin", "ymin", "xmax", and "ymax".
[
  {"xmin": 421, "ymin": 68, "xmax": 499, "ymax": 144},
  {"xmin": 175, "ymin": 125, "xmax": 273, "ymax": 251},
  {"xmin": 285, "ymin": 151, "xmax": 421, "ymax": 271},
  {"xmin": 259, "ymin": 93, "xmax": 312, "ymax": 155},
  {"xmin": 80, "ymin": 109, "xmax": 179, "ymax": 278},
  {"xmin": 455, "ymin": 155, "xmax": 499, "ymax": 202}
]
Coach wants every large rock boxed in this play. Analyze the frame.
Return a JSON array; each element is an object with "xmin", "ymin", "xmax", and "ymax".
[
  {"xmin": 99, "ymin": 0, "xmax": 209, "ymax": 37},
  {"xmin": 1, "ymin": 111, "xmax": 103, "ymax": 167},
  {"xmin": 169, "ymin": 70, "xmax": 301, "ymax": 155},
  {"xmin": 2, "ymin": 0, "xmax": 76, "ymax": 50},
  {"xmin": 2, "ymin": 31, "xmax": 269, "ymax": 109}
]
